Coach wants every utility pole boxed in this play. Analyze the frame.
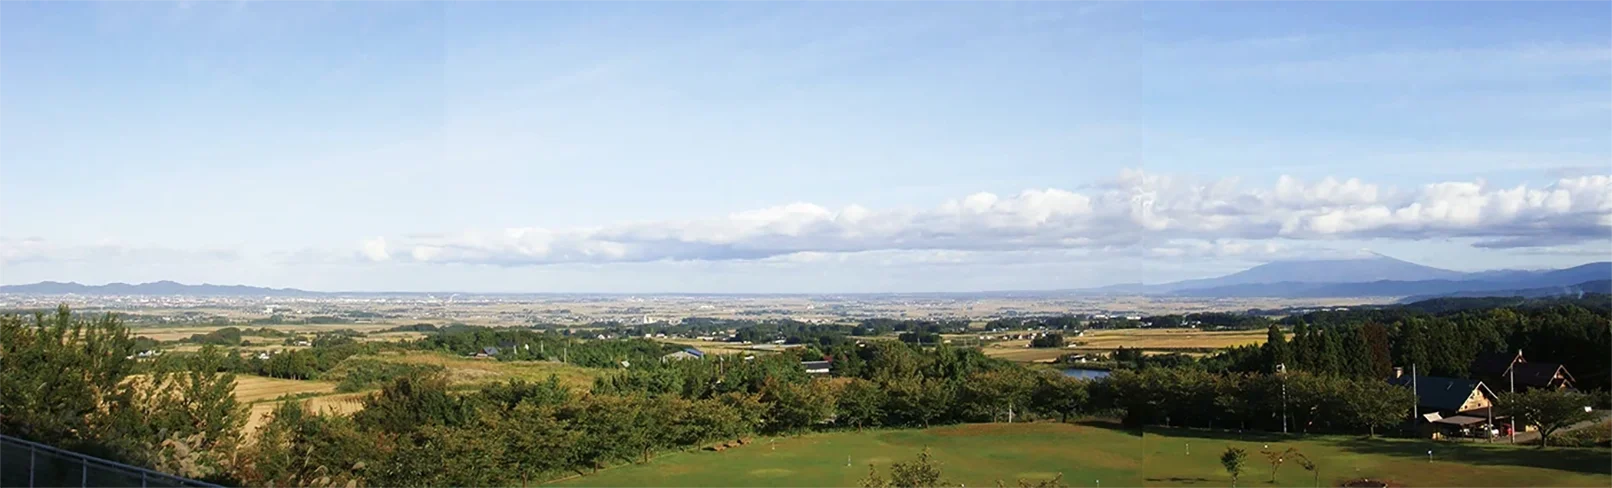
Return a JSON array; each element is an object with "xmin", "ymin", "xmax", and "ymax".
[
  {"xmin": 1280, "ymin": 363, "xmax": 1289, "ymax": 434},
  {"xmin": 1412, "ymin": 363, "xmax": 1419, "ymax": 422},
  {"xmin": 1509, "ymin": 351, "xmax": 1517, "ymax": 444}
]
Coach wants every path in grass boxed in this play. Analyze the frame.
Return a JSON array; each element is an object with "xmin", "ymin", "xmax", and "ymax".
[{"xmin": 555, "ymin": 423, "xmax": 1144, "ymax": 487}]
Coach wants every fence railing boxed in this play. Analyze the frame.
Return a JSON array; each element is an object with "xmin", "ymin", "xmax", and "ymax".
[{"xmin": 0, "ymin": 434, "xmax": 222, "ymax": 488}]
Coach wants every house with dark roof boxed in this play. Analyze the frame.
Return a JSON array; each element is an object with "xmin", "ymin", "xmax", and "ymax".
[
  {"xmin": 1389, "ymin": 375, "xmax": 1498, "ymax": 415},
  {"xmin": 1469, "ymin": 350, "xmax": 1576, "ymax": 392},
  {"xmin": 474, "ymin": 346, "xmax": 500, "ymax": 358},
  {"xmin": 1389, "ymin": 373, "xmax": 1504, "ymax": 439}
]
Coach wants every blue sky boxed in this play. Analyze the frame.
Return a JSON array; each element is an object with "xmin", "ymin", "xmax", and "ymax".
[{"xmin": 1, "ymin": 1, "xmax": 1608, "ymax": 292}]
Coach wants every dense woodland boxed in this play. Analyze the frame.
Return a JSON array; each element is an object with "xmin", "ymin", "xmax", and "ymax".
[{"xmin": 2, "ymin": 297, "xmax": 1608, "ymax": 486}]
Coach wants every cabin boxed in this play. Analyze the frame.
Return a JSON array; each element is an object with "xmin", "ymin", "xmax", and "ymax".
[
  {"xmin": 801, "ymin": 360, "xmax": 831, "ymax": 375},
  {"xmin": 474, "ymin": 346, "xmax": 500, "ymax": 358},
  {"xmin": 1470, "ymin": 350, "xmax": 1576, "ymax": 391},
  {"xmin": 1389, "ymin": 373, "xmax": 1504, "ymax": 439},
  {"xmin": 662, "ymin": 348, "xmax": 705, "ymax": 362}
]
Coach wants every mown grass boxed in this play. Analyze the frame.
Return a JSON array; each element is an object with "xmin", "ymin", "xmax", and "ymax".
[
  {"xmin": 1138, "ymin": 425, "xmax": 1610, "ymax": 487},
  {"xmin": 554, "ymin": 422, "xmax": 1144, "ymax": 487},
  {"xmin": 554, "ymin": 422, "xmax": 1610, "ymax": 487}
]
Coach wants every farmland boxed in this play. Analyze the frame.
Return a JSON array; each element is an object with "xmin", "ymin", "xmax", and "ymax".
[
  {"xmin": 980, "ymin": 328, "xmax": 1269, "ymax": 363},
  {"xmin": 360, "ymin": 351, "xmax": 602, "ymax": 389},
  {"xmin": 555, "ymin": 422, "xmax": 1612, "ymax": 487}
]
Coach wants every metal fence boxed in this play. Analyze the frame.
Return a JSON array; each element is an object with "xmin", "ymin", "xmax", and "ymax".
[{"xmin": 0, "ymin": 435, "xmax": 222, "ymax": 488}]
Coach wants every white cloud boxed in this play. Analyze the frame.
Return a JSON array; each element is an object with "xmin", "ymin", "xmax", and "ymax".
[
  {"xmin": 0, "ymin": 238, "xmax": 241, "ymax": 266},
  {"xmin": 360, "ymin": 237, "xmax": 391, "ymax": 262},
  {"xmin": 369, "ymin": 170, "xmax": 1612, "ymax": 266}
]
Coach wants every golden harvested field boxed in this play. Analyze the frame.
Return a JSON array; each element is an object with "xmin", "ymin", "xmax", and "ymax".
[
  {"xmin": 1076, "ymin": 328, "xmax": 1266, "ymax": 349},
  {"xmin": 233, "ymin": 374, "xmax": 339, "ymax": 403},
  {"xmin": 243, "ymin": 392, "xmax": 367, "ymax": 435},
  {"xmin": 657, "ymin": 338, "xmax": 797, "ymax": 355},
  {"xmin": 370, "ymin": 351, "xmax": 602, "ymax": 389},
  {"xmin": 980, "ymin": 346, "xmax": 1068, "ymax": 363},
  {"xmin": 979, "ymin": 328, "xmax": 1267, "ymax": 362},
  {"xmin": 359, "ymin": 331, "xmax": 426, "ymax": 343}
]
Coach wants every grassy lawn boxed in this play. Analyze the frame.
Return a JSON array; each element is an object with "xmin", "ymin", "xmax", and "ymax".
[
  {"xmin": 555, "ymin": 423, "xmax": 1144, "ymax": 487},
  {"xmin": 554, "ymin": 423, "xmax": 1610, "ymax": 488},
  {"xmin": 1139, "ymin": 426, "xmax": 1610, "ymax": 487}
]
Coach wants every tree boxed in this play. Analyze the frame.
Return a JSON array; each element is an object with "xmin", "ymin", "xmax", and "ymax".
[
  {"xmin": 353, "ymin": 374, "xmax": 475, "ymax": 434},
  {"xmin": 861, "ymin": 449, "xmax": 947, "ymax": 488},
  {"xmin": 1498, "ymin": 388, "xmax": 1598, "ymax": 448},
  {"xmin": 500, "ymin": 402, "xmax": 580, "ymax": 485},
  {"xmin": 960, "ymin": 370, "xmax": 1035, "ymax": 423},
  {"xmin": 1260, "ymin": 447, "xmax": 1296, "ymax": 483},
  {"xmin": 1360, "ymin": 323, "xmax": 1393, "ymax": 379},
  {"xmin": 136, "ymin": 346, "xmax": 249, "ymax": 482},
  {"xmin": 837, "ymin": 379, "xmax": 886, "ymax": 431},
  {"xmin": 1339, "ymin": 380, "xmax": 1412, "ymax": 437},
  {"xmin": 1220, "ymin": 446, "xmax": 1247, "ymax": 487},
  {"xmin": 1029, "ymin": 334, "xmax": 1065, "ymax": 348},
  {"xmin": 762, "ymin": 379, "xmax": 837, "ymax": 434},
  {"xmin": 1290, "ymin": 322, "xmax": 1313, "ymax": 371},
  {"xmin": 1261, "ymin": 325, "xmax": 1291, "ymax": 374},
  {"xmin": 239, "ymin": 401, "xmax": 375, "ymax": 488},
  {"xmin": 1030, "ymin": 375, "xmax": 1088, "ymax": 423}
]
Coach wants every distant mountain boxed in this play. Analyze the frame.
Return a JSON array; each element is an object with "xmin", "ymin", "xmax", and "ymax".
[
  {"xmin": 1150, "ymin": 254, "xmax": 1464, "ymax": 293},
  {"xmin": 1112, "ymin": 257, "xmax": 1610, "ymax": 299},
  {"xmin": 0, "ymin": 281, "xmax": 312, "ymax": 296},
  {"xmin": 1400, "ymin": 279, "xmax": 1612, "ymax": 303}
]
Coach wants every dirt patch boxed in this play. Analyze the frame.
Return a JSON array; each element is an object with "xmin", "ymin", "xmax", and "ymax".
[{"xmin": 747, "ymin": 468, "xmax": 793, "ymax": 478}]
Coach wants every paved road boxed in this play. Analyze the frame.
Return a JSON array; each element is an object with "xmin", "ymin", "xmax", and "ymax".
[{"xmin": 1505, "ymin": 411, "xmax": 1609, "ymax": 445}]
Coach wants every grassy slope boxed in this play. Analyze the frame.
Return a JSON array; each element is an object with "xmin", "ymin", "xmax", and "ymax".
[
  {"xmin": 555, "ymin": 423, "xmax": 1610, "ymax": 488},
  {"xmin": 1139, "ymin": 426, "xmax": 1610, "ymax": 487},
  {"xmin": 556, "ymin": 423, "xmax": 1144, "ymax": 487}
]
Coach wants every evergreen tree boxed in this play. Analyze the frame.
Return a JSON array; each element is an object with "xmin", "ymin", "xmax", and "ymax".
[
  {"xmin": 1291, "ymin": 322, "xmax": 1312, "ymax": 371},
  {"xmin": 1339, "ymin": 327, "xmax": 1373, "ymax": 379},
  {"xmin": 1360, "ymin": 323, "xmax": 1393, "ymax": 379},
  {"xmin": 1394, "ymin": 319, "xmax": 1428, "ymax": 373},
  {"xmin": 1317, "ymin": 329, "xmax": 1344, "ymax": 376},
  {"xmin": 1261, "ymin": 325, "xmax": 1291, "ymax": 373}
]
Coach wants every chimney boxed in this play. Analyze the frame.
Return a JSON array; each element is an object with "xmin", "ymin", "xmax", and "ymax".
[{"xmin": 1393, "ymin": 367, "xmax": 1404, "ymax": 379}]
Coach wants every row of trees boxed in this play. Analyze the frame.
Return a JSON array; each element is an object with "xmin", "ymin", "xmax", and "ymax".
[
  {"xmin": 1090, "ymin": 367, "xmax": 1413, "ymax": 436},
  {"xmin": 1270, "ymin": 298, "xmax": 1611, "ymax": 389},
  {"xmin": 408, "ymin": 325, "xmax": 674, "ymax": 367}
]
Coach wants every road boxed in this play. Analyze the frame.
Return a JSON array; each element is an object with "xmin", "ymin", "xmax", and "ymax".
[{"xmin": 1507, "ymin": 411, "xmax": 1609, "ymax": 445}]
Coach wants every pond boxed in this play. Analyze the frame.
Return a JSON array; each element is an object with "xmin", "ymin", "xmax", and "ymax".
[{"xmin": 1061, "ymin": 368, "xmax": 1111, "ymax": 380}]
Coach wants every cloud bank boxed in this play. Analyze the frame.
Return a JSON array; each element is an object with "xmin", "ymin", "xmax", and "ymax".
[{"xmin": 360, "ymin": 170, "xmax": 1612, "ymax": 266}]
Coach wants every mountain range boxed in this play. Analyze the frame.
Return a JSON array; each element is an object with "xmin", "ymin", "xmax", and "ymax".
[
  {"xmin": 1093, "ymin": 255, "xmax": 1609, "ymax": 300},
  {"xmin": 0, "ymin": 280, "xmax": 312, "ymax": 296},
  {"xmin": 1, "ymin": 256, "xmax": 1607, "ymax": 299}
]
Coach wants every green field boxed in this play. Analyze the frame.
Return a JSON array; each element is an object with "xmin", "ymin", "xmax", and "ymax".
[
  {"xmin": 1138, "ymin": 426, "xmax": 1609, "ymax": 487},
  {"xmin": 555, "ymin": 423, "xmax": 1142, "ymax": 487},
  {"xmin": 554, "ymin": 422, "xmax": 1610, "ymax": 487}
]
